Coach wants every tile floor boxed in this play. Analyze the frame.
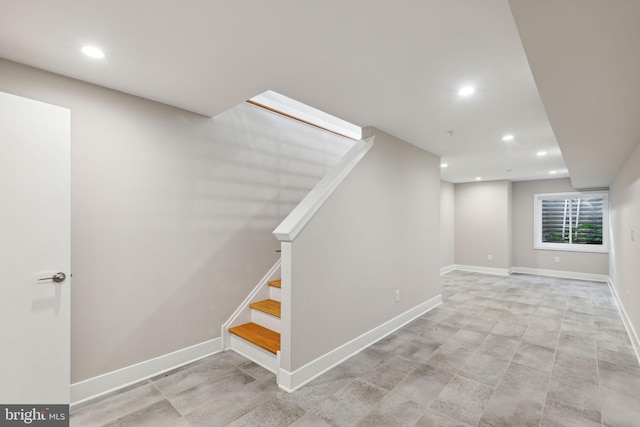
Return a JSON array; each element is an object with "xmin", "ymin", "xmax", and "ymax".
[{"xmin": 71, "ymin": 272, "xmax": 640, "ymax": 426}]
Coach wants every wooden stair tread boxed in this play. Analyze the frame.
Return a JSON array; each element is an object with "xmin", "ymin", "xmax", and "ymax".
[
  {"xmin": 268, "ymin": 279, "xmax": 281, "ymax": 288},
  {"xmin": 229, "ymin": 322, "xmax": 280, "ymax": 354},
  {"xmin": 249, "ymin": 299, "xmax": 281, "ymax": 318}
]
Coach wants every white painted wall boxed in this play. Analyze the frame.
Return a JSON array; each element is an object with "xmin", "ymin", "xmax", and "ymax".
[
  {"xmin": 440, "ymin": 181, "xmax": 455, "ymax": 269},
  {"xmin": 609, "ymin": 142, "xmax": 640, "ymax": 341},
  {"xmin": 512, "ymin": 178, "xmax": 608, "ymax": 274},
  {"xmin": 455, "ymin": 181, "xmax": 512, "ymax": 270},
  {"xmin": 0, "ymin": 59, "xmax": 352, "ymax": 382},
  {"xmin": 284, "ymin": 127, "xmax": 441, "ymax": 371}
]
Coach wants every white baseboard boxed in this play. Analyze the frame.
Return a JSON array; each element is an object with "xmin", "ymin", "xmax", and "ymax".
[
  {"xmin": 452, "ymin": 264, "xmax": 512, "ymax": 276},
  {"xmin": 607, "ymin": 278, "xmax": 640, "ymax": 366},
  {"xmin": 277, "ymin": 294, "xmax": 442, "ymax": 393},
  {"xmin": 70, "ymin": 338, "xmax": 222, "ymax": 407},
  {"xmin": 446, "ymin": 265, "xmax": 609, "ymax": 283},
  {"xmin": 510, "ymin": 266, "xmax": 609, "ymax": 283},
  {"xmin": 440, "ymin": 265, "xmax": 456, "ymax": 275}
]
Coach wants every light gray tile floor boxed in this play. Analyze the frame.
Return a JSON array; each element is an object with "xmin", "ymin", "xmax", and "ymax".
[{"xmin": 71, "ymin": 272, "xmax": 640, "ymax": 426}]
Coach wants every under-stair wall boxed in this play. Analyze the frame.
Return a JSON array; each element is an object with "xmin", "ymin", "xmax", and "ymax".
[
  {"xmin": 0, "ymin": 60, "xmax": 356, "ymax": 403},
  {"xmin": 277, "ymin": 127, "xmax": 442, "ymax": 391}
]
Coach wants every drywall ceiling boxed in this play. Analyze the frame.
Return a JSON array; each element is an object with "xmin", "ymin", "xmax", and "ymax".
[
  {"xmin": 509, "ymin": 0, "xmax": 640, "ymax": 190},
  {"xmin": 1, "ymin": 0, "xmax": 636, "ymax": 186}
]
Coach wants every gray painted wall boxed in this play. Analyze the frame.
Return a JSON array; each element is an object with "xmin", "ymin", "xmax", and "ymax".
[
  {"xmin": 512, "ymin": 178, "xmax": 608, "ymax": 274},
  {"xmin": 609, "ymin": 143, "xmax": 640, "ymax": 340},
  {"xmin": 0, "ymin": 59, "xmax": 352, "ymax": 382},
  {"xmin": 455, "ymin": 180, "xmax": 512, "ymax": 270},
  {"xmin": 287, "ymin": 128, "xmax": 441, "ymax": 371},
  {"xmin": 452, "ymin": 178, "xmax": 608, "ymax": 275},
  {"xmin": 440, "ymin": 181, "xmax": 455, "ymax": 268}
]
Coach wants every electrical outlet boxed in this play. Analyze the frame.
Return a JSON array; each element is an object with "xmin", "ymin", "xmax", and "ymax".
[
  {"xmin": 554, "ymin": 256, "xmax": 560, "ymax": 263},
  {"xmin": 487, "ymin": 255, "xmax": 492, "ymax": 261},
  {"xmin": 395, "ymin": 290, "xmax": 400, "ymax": 302}
]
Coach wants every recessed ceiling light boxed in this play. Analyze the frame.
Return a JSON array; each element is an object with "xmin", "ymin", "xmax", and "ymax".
[
  {"xmin": 502, "ymin": 134, "xmax": 514, "ymax": 141},
  {"xmin": 537, "ymin": 151, "xmax": 547, "ymax": 156},
  {"xmin": 82, "ymin": 46, "xmax": 105, "ymax": 59},
  {"xmin": 441, "ymin": 163, "xmax": 448, "ymax": 168},
  {"xmin": 458, "ymin": 86, "xmax": 475, "ymax": 96},
  {"xmin": 475, "ymin": 177, "xmax": 482, "ymax": 181},
  {"xmin": 550, "ymin": 170, "xmax": 557, "ymax": 174}
]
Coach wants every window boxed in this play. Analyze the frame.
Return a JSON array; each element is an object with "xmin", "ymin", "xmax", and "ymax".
[{"xmin": 534, "ymin": 191, "xmax": 608, "ymax": 253}]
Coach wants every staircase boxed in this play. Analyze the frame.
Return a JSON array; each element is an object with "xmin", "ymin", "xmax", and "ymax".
[{"xmin": 227, "ymin": 278, "xmax": 282, "ymax": 373}]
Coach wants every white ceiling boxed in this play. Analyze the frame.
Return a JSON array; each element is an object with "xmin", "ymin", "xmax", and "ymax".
[
  {"xmin": 1, "ymin": 0, "xmax": 638, "ymax": 186},
  {"xmin": 508, "ymin": 0, "xmax": 640, "ymax": 189}
]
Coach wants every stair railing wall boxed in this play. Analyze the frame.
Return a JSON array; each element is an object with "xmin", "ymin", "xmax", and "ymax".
[
  {"xmin": 272, "ymin": 135, "xmax": 375, "ymax": 388},
  {"xmin": 272, "ymin": 136, "xmax": 375, "ymax": 242},
  {"xmin": 274, "ymin": 127, "xmax": 442, "ymax": 392}
]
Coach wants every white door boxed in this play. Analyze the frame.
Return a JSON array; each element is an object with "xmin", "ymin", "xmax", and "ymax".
[{"xmin": 0, "ymin": 92, "xmax": 71, "ymax": 404}]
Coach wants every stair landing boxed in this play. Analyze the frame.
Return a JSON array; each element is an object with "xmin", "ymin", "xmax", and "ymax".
[{"xmin": 229, "ymin": 322, "xmax": 280, "ymax": 354}]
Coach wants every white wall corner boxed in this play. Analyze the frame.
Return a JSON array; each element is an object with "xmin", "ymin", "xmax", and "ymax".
[
  {"xmin": 277, "ymin": 294, "xmax": 442, "ymax": 393},
  {"xmin": 221, "ymin": 326, "xmax": 230, "ymax": 350},
  {"xmin": 440, "ymin": 265, "xmax": 456, "ymax": 275},
  {"xmin": 70, "ymin": 338, "xmax": 222, "ymax": 407},
  {"xmin": 607, "ymin": 278, "xmax": 640, "ymax": 366}
]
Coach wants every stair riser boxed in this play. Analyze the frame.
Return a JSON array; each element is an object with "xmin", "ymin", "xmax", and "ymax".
[
  {"xmin": 229, "ymin": 335, "xmax": 278, "ymax": 373},
  {"xmin": 251, "ymin": 309, "xmax": 281, "ymax": 333},
  {"xmin": 269, "ymin": 286, "xmax": 281, "ymax": 302}
]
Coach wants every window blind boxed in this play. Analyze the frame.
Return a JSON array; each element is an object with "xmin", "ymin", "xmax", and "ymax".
[{"xmin": 541, "ymin": 197, "xmax": 604, "ymax": 245}]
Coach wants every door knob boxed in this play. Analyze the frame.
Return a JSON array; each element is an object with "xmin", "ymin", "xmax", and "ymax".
[{"xmin": 38, "ymin": 272, "xmax": 66, "ymax": 283}]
